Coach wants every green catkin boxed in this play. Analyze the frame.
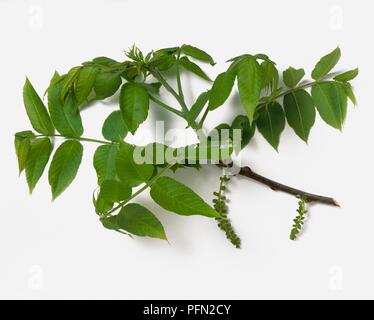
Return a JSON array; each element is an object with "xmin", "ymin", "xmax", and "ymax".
[
  {"xmin": 290, "ymin": 197, "xmax": 309, "ymax": 241},
  {"xmin": 214, "ymin": 173, "xmax": 241, "ymax": 248}
]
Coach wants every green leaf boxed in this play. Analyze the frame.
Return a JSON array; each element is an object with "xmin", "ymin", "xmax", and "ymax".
[
  {"xmin": 256, "ymin": 102, "xmax": 285, "ymax": 151},
  {"xmin": 75, "ymin": 66, "xmax": 98, "ymax": 106},
  {"xmin": 312, "ymin": 47, "xmax": 341, "ymax": 80},
  {"xmin": 120, "ymin": 82, "xmax": 149, "ymax": 134},
  {"xmin": 15, "ymin": 131, "xmax": 35, "ymax": 174},
  {"xmin": 23, "ymin": 78, "xmax": 54, "ymax": 135},
  {"xmin": 178, "ymin": 56, "xmax": 211, "ymax": 81},
  {"xmin": 283, "ymin": 90, "xmax": 316, "ymax": 142},
  {"xmin": 94, "ymin": 193, "xmax": 114, "ymax": 215},
  {"xmin": 100, "ymin": 180, "xmax": 131, "ymax": 203},
  {"xmin": 187, "ymin": 91, "xmax": 210, "ymax": 125},
  {"xmin": 48, "ymin": 72, "xmax": 84, "ymax": 137},
  {"xmin": 208, "ymin": 71, "xmax": 236, "ymax": 110},
  {"xmin": 116, "ymin": 142, "xmax": 154, "ymax": 187},
  {"xmin": 236, "ymin": 56, "xmax": 263, "ymax": 124},
  {"xmin": 140, "ymin": 82, "xmax": 162, "ymax": 95},
  {"xmin": 181, "ymin": 44, "xmax": 215, "ymax": 65},
  {"xmin": 283, "ymin": 67, "xmax": 305, "ymax": 88},
  {"xmin": 25, "ymin": 138, "xmax": 53, "ymax": 193},
  {"xmin": 345, "ymin": 84, "xmax": 357, "ymax": 106},
  {"xmin": 60, "ymin": 67, "xmax": 81, "ymax": 100},
  {"xmin": 231, "ymin": 115, "xmax": 256, "ymax": 150},
  {"xmin": 117, "ymin": 203, "xmax": 167, "ymax": 240},
  {"xmin": 92, "ymin": 56, "xmax": 119, "ymax": 67},
  {"xmin": 93, "ymin": 144, "xmax": 119, "ymax": 185},
  {"xmin": 150, "ymin": 176, "xmax": 219, "ymax": 218},
  {"xmin": 102, "ymin": 110, "xmax": 128, "ymax": 142},
  {"xmin": 311, "ymin": 82, "xmax": 347, "ymax": 130},
  {"xmin": 48, "ymin": 140, "xmax": 83, "ymax": 200},
  {"xmin": 94, "ymin": 71, "xmax": 122, "ymax": 100},
  {"xmin": 334, "ymin": 68, "xmax": 359, "ymax": 82},
  {"xmin": 100, "ymin": 215, "xmax": 118, "ymax": 230},
  {"xmin": 261, "ymin": 61, "xmax": 279, "ymax": 89}
]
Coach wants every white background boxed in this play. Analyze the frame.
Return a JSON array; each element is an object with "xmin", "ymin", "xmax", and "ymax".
[{"xmin": 0, "ymin": 0, "xmax": 373, "ymax": 300}]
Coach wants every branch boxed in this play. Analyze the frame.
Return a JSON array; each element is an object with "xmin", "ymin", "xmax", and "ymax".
[{"xmin": 237, "ymin": 166, "xmax": 340, "ymax": 207}]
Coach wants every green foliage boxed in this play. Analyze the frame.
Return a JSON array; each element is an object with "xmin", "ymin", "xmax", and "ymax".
[
  {"xmin": 150, "ymin": 177, "xmax": 220, "ymax": 218},
  {"xmin": 284, "ymin": 90, "xmax": 316, "ymax": 142},
  {"xmin": 334, "ymin": 68, "xmax": 359, "ymax": 83},
  {"xmin": 120, "ymin": 82, "xmax": 149, "ymax": 134},
  {"xmin": 25, "ymin": 138, "xmax": 53, "ymax": 193},
  {"xmin": 178, "ymin": 56, "xmax": 211, "ymax": 81},
  {"xmin": 312, "ymin": 47, "xmax": 341, "ymax": 80},
  {"xmin": 236, "ymin": 56, "xmax": 263, "ymax": 124},
  {"xmin": 93, "ymin": 144, "xmax": 119, "ymax": 185},
  {"xmin": 15, "ymin": 131, "xmax": 35, "ymax": 174},
  {"xmin": 75, "ymin": 66, "xmax": 98, "ymax": 106},
  {"xmin": 48, "ymin": 72, "xmax": 84, "ymax": 138},
  {"xmin": 116, "ymin": 142, "xmax": 154, "ymax": 187},
  {"xmin": 311, "ymin": 81, "xmax": 347, "ymax": 130},
  {"xmin": 187, "ymin": 91, "xmax": 210, "ymax": 126},
  {"xmin": 231, "ymin": 115, "xmax": 256, "ymax": 150},
  {"xmin": 208, "ymin": 71, "xmax": 236, "ymax": 110},
  {"xmin": 181, "ymin": 44, "xmax": 215, "ymax": 65},
  {"xmin": 214, "ymin": 175, "xmax": 241, "ymax": 248},
  {"xmin": 48, "ymin": 140, "xmax": 83, "ymax": 200},
  {"xmin": 256, "ymin": 102, "xmax": 285, "ymax": 150},
  {"xmin": 15, "ymin": 45, "xmax": 358, "ymax": 248},
  {"xmin": 283, "ymin": 67, "xmax": 305, "ymax": 88},
  {"xmin": 23, "ymin": 79, "xmax": 54, "ymax": 135},
  {"xmin": 94, "ymin": 71, "xmax": 122, "ymax": 100},
  {"xmin": 102, "ymin": 111, "xmax": 128, "ymax": 142},
  {"xmin": 101, "ymin": 203, "xmax": 167, "ymax": 240},
  {"xmin": 290, "ymin": 197, "xmax": 308, "ymax": 241},
  {"xmin": 99, "ymin": 180, "xmax": 132, "ymax": 203},
  {"xmin": 117, "ymin": 204, "xmax": 167, "ymax": 240}
]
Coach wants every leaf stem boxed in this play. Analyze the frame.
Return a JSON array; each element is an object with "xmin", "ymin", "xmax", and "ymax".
[
  {"xmin": 257, "ymin": 80, "xmax": 322, "ymax": 111},
  {"xmin": 149, "ymin": 95, "xmax": 184, "ymax": 117},
  {"xmin": 198, "ymin": 107, "xmax": 210, "ymax": 128},
  {"xmin": 147, "ymin": 67, "xmax": 189, "ymax": 113},
  {"xmin": 176, "ymin": 48, "xmax": 185, "ymax": 100},
  {"xmin": 35, "ymin": 134, "xmax": 112, "ymax": 145}
]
